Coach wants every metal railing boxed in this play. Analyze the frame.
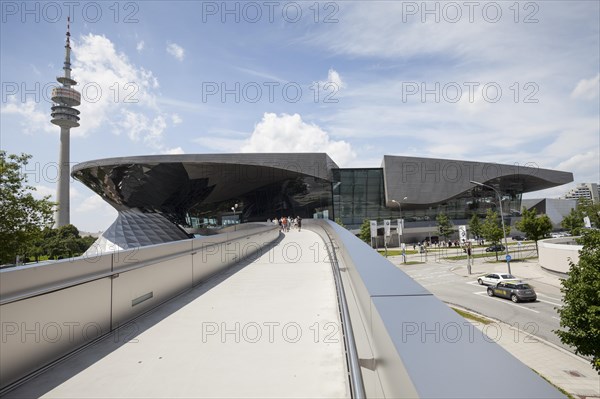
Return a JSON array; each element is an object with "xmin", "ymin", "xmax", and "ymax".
[{"xmin": 317, "ymin": 225, "xmax": 366, "ymax": 399}]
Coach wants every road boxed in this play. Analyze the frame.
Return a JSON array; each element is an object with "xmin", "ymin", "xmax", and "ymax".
[{"xmin": 392, "ymin": 259, "xmax": 570, "ymax": 353}]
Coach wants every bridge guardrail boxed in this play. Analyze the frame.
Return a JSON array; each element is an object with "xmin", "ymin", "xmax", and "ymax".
[{"xmin": 0, "ymin": 224, "xmax": 279, "ymax": 391}]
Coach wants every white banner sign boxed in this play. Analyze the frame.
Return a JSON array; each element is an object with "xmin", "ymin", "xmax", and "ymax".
[
  {"xmin": 397, "ymin": 219, "xmax": 404, "ymax": 236},
  {"xmin": 370, "ymin": 220, "xmax": 378, "ymax": 238},
  {"xmin": 458, "ymin": 225, "xmax": 467, "ymax": 242},
  {"xmin": 384, "ymin": 220, "xmax": 391, "ymax": 237}
]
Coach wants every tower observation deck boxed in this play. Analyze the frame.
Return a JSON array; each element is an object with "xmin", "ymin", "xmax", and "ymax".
[{"xmin": 51, "ymin": 17, "xmax": 80, "ymax": 227}]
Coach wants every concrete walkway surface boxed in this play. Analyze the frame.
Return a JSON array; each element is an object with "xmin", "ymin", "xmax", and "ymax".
[{"xmin": 5, "ymin": 230, "xmax": 350, "ymax": 398}]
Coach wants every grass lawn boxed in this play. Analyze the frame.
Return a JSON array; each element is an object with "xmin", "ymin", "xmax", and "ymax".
[
  {"xmin": 377, "ymin": 250, "xmax": 419, "ymax": 256},
  {"xmin": 451, "ymin": 307, "xmax": 491, "ymax": 325}
]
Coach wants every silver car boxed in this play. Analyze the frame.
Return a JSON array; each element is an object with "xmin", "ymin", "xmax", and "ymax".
[{"xmin": 477, "ymin": 273, "xmax": 518, "ymax": 286}]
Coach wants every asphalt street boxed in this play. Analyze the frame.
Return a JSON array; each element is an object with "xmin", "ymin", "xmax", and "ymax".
[{"xmin": 391, "ymin": 254, "xmax": 569, "ymax": 353}]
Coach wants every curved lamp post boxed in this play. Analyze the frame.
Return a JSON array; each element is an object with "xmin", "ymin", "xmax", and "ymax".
[{"xmin": 470, "ymin": 181, "xmax": 511, "ymax": 274}]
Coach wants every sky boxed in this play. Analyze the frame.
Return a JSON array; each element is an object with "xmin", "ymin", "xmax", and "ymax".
[{"xmin": 1, "ymin": 1, "xmax": 599, "ymax": 233}]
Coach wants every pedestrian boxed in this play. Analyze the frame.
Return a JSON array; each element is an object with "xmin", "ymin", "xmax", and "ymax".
[{"xmin": 297, "ymin": 216, "xmax": 302, "ymax": 232}]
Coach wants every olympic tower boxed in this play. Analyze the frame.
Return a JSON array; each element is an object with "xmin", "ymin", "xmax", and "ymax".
[{"xmin": 51, "ymin": 17, "xmax": 80, "ymax": 227}]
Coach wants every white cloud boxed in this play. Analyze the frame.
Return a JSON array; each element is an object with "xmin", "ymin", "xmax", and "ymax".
[
  {"xmin": 118, "ymin": 110, "xmax": 169, "ymax": 149},
  {"xmin": 164, "ymin": 147, "xmax": 185, "ymax": 155},
  {"xmin": 240, "ymin": 113, "xmax": 356, "ymax": 166},
  {"xmin": 71, "ymin": 33, "xmax": 161, "ymax": 137},
  {"xmin": 320, "ymin": 68, "xmax": 346, "ymax": 90},
  {"xmin": 136, "ymin": 40, "xmax": 145, "ymax": 52},
  {"xmin": 0, "ymin": 99, "xmax": 55, "ymax": 135},
  {"xmin": 166, "ymin": 42, "xmax": 185, "ymax": 61},
  {"xmin": 74, "ymin": 195, "xmax": 117, "ymax": 232},
  {"xmin": 171, "ymin": 113, "xmax": 182, "ymax": 125},
  {"xmin": 571, "ymin": 73, "xmax": 600, "ymax": 100},
  {"xmin": 32, "ymin": 185, "xmax": 55, "ymax": 200}
]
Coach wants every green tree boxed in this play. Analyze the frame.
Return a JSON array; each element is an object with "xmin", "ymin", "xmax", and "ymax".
[
  {"xmin": 561, "ymin": 207, "xmax": 585, "ymax": 235},
  {"xmin": 359, "ymin": 219, "xmax": 372, "ymax": 244},
  {"xmin": 0, "ymin": 151, "xmax": 54, "ymax": 264},
  {"xmin": 562, "ymin": 198, "xmax": 600, "ymax": 233},
  {"xmin": 515, "ymin": 207, "xmax": 553, "ymax": 255},
  {"xmin": 577, "ymin": 198, "xmax": 600, "ymax": 228},
  {"xmin": 40, "ymin": 224, "xmax": 94, "ymax": 260},
  {"xmin": 481, "ymin": 210, "xmax": 510, "ymax": 260},
  {"xmin": 555, "ymin": 229, "xmax": 600, "ymax": 372},
  {"xmin": 436, "ymin": 213, "xmax": 454, "ymax": 241},
  {"xmin": 468, "ymin": 214, "xmax": 482, "ymax": 239}
]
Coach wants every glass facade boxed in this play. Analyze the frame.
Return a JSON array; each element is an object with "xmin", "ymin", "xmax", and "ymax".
[
  {"xmin": 332, "ymin": 168, "xmax": 522, "ymax": 229},
  {"xmin": 74, "ymin": 159, "xmax": 526, "ymax": 232},
  {"xmin": 332, "ymin": 168, "xmax": 400, "ymax": 227},
  {"xmin": 188, "ymin": 175, "xmax": 334, "ymax": 226}
]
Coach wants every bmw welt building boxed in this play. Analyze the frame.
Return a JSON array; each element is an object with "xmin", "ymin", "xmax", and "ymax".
[{"xmin": 73, "ymin": 154, "xmax": 573, "ymax": 250}]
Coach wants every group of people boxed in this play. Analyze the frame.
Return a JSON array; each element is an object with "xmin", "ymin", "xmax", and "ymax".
[{"xmin": 267, "ymin": 216, "xmax": 302, "ymax": 232}]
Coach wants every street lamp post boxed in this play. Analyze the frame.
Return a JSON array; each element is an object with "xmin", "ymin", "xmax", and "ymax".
[
  {"xmin": 470, "ymin": 181, "xmax": 511, "ymax": 274},
  {"xmin": 231, "ymin": 203, "xmax": 239, "ymax": 230},
  {"xmin": 392, "ymin": 197, "xmax": 408, "ymax": 263}
]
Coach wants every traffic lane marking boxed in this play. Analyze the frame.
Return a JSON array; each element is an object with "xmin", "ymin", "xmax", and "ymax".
[
  {"xmin": 466, "ymin": 281, "xmax": 484, "ymax": 286},
  {"xmin": 536, "ymin": 292, "xmax": 563, "ymax": 303},
  {"xmin": 536, "ymin": 298, "xmax": 563, "ymax": 308},
  {"xmin": 412, "ymin": 274, "xmax": 457, "ymax": 281},
  {"xmin": 474, "ymin": 291, "xmax": 540, "ymax": 313}
]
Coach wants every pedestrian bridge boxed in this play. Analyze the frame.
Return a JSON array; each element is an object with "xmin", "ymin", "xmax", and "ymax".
[{"xmin": 0, "ymin": 221, "xmax": 563, "ymax": 398}]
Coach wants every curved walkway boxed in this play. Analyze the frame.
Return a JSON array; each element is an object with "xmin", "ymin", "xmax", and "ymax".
[{"xmin": 6, "ymin": 230, "xmax": 350, "ymax": 398}]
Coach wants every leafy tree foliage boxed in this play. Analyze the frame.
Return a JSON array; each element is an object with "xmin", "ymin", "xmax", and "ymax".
[
  {"xmin": 468, "ymin": 214, "xmax": 482, "ymax": 239},
  {"xmin": 436, "ymin": 213, "xmax": 454, "ymax": 240},
  {"xmin": 555, "ymin": 229, "xmax": 600, "ymax": 372},
  {"xmin": 335, "ymin": 218, "xmax": 346, "ymax": 229},
  {"xmin": 359, "ymin": 219, "xmax": 372, "ymax": 244},
  {"xmin": 577, "ymin": 198, "xmax": 600, "ymax": 228},
  {"xmin": 562, "ymin": 198, "xmax": 600, "ymax": 234},
  {"xmin": 30, "ymin": 225, "xmax": 96, "ymax": 260},
  {"xmin": 561, "ymin": 207, "xmax": 585, "ymax": 235},
  {"xmin": 481, "ymin": 210, "xmax": 510, "ymax": 260},
  {"xmin": 0, "ymin": 151, "xmax": 54, "ymax": 264},
  {"xmin": 515, "ymin": 207, "xmax": 553, "ymax": 255}
]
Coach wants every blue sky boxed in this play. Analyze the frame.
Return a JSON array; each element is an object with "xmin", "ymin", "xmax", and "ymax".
[{"xmin": 1, "ymin": 1, "xmax": 599, "ymax": 232}]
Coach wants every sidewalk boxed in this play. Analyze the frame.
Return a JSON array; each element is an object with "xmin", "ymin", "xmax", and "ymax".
[
  {"xmin": 457, "ymin": 306, "xmax": 600, "ymax": 399},
  {"xmin": 448, "ymin": 256, "xmax": 565, "ymax": 289},
  {"xmin": 396, "ymin": 254, "xmax": 600, "ymax": 398}
]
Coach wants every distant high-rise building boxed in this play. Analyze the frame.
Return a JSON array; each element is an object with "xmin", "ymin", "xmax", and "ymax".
[
  {"xmin": 563, "ymin": 183, "xmax": 599, "ymax": 204},
  {"xmin": 51, "ymin": 17, "xmax": 80, "ymax": 227}
]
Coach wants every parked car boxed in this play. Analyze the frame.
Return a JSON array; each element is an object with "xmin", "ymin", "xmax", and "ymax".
[
  {"xmin": 485, "ymin": 244, "xmax": 506, "ymax": 252},
  {"xmin": 487, "ymin": 281, "xmax": 537, "ymax": 303},
  {"xmin": 511, "ymin": 235, "xmax": 525, "ymax": 241},
  {"xmin": 477, "ymin": 273, "xmax": 519, "ymax": 286}
]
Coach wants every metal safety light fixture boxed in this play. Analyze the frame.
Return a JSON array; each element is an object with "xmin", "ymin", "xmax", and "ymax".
[{"xmin": 470, "ymin": 181, "xmax": 511, "ymax": 274}]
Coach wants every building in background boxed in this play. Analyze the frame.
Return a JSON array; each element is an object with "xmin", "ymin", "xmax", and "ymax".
[
  {"xmin": 521, "ymin": 198, "xmax": 578, "ymax": 230},
  {"xmin": 73, "ymin": 154, "xmax": 573, "ymax": 251},
  {"xmin": 563, "ymin": 183, "xmax": 599, "ymax": 204}
]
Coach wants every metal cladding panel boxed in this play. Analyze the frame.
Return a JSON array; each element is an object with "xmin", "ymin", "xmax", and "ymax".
[
  {"xmin": 382, "ymin": 155, "xmax": 573, "ymax": 205},
  {"xmin": 0, "ymin": 279, "xmax": 111, "ymax": 389},
  {"xmin": 73, "ymin": 153, "xmax": 337, "ymax": 182},
  {"xmin": 371, "ymin": 295, "xmax": 565, "ymax": 399},
  {"xmin": 0, "ymin": 255, "xmax": 112, "ymax": 302}
]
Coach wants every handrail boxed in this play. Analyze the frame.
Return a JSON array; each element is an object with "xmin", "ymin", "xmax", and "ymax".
[
  {"xmin": 319, "ymin": 226, "xmax": 366, "ymax": 399},
  {"xmin": 0, "ymin": 247, "xmax": 194, "ymax": 306},
  {"xmin": 0, "ymin": 226, "xmax": 277, "ymax": 306}
]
